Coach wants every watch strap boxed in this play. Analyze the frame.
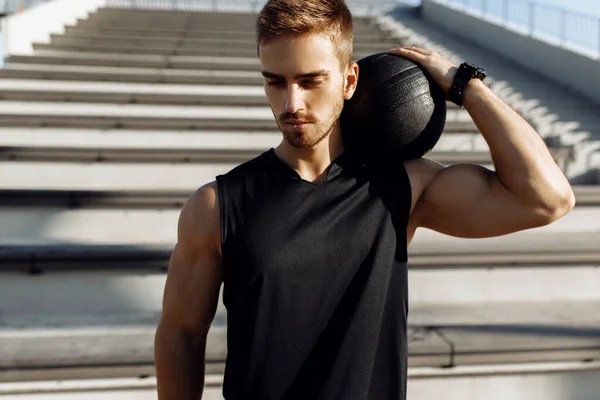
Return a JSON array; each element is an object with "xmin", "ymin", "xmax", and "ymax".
[{"xmin": 448, "ymin": 62, "xmax": 486, "ymax": 107}]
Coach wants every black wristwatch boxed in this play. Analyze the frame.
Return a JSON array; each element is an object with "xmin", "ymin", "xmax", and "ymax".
[{"xmin": 448, "ymin": 62, "xmax": 487, "ymax": 107}]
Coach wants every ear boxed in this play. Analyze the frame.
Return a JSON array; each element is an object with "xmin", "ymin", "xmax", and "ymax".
[{"xmin": 343, "ymin": 62, "xmax": 359, "ymax": 100}]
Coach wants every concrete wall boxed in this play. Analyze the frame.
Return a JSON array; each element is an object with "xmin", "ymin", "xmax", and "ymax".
[
  {"xmin": 1, "ymin": 0, "xmax": 106, "ymax": 58},
  {"xmin": 421, "ymin": 0, "xmax": 600, "ymax": 105}
]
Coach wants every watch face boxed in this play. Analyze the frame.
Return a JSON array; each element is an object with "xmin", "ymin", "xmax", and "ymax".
[{"xmin": 462, "ymin": 63, "xmax": 486, "ymax": 80}]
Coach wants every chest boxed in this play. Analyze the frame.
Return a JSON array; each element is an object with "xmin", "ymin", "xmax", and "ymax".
[{"xmin": 225, "ymin": 174, "xmax": 407, "ymax": 284}]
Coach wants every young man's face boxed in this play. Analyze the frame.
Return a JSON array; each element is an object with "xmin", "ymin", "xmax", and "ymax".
[{"xmin": 259, "ymin": 33, "xmax": 357, "ymax": 149}]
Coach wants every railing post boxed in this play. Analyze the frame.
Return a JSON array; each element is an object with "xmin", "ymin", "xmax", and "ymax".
[
  {"xmin": 529, "ymin": 1, "xmax": 535, "ymax": 35},
  {"xmin": 560, "ymin": 9, "xmax": 567, "ymax": 44},
  {"xmin": 503, "ymin": 0, "xmax": 509, "ymax": 24},
  {"xmin": 597, "ymin": 18, "xmax": 600, "ymax": 59},
  {"xmin": 596, "ymin": 18, "xmax": 600, "ymax": 60},
  {"xmin": 482, "ymin": 0, "xmax": 487, "ymax": 15}
]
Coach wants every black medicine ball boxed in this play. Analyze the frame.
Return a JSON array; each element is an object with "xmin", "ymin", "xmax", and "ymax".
[{"xmin": 341, "ymin": 52, "xmax": 447, "ymax": 164}]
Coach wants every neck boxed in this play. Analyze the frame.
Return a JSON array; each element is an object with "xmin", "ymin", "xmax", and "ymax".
[{"xmin": 274, "ymin": 121, "xmax": 345, "ymax": 183}]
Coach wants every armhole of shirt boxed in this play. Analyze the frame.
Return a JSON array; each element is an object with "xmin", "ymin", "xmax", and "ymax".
[
  {"xmin": 215, "ymin": 175, "xmax": 228, "ymax": 250},
  {"xmin": 398, "ymin": 160, "xmax": 413, "ymax": 229}
]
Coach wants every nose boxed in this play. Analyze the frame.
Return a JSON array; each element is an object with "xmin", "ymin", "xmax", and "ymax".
[{"xmin": 285, "ymin": 84, "xmax": 304, "ymax": 114}]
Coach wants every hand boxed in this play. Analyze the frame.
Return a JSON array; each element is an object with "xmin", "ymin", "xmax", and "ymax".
[{"xmin": 388, "ymin": 46, "xmax": 457, "ymax": 98}]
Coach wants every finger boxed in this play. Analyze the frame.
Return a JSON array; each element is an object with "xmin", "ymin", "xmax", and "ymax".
[
  {"xmin": 389, "ymin": 46, "xmax": 429, "ymax": 56},
  {"xmin": 388, "ymin": 47, "xmax": 426, "ymax": 61},
  {"xmin": 389, "ymin": 46, "xmax": 431, "ymax": 56},
  {"xmin": 405, "ymin": 46, "xmax": 432, "ymax": 55}
]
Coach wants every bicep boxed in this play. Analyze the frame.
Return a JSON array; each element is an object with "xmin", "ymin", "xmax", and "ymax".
[
  {"xmin": 160, "ymin": 184, "xmax": 223, "ymax": 338},
  {"xmin": 413, "ymin": 163, "xmax": 550, "ymax": 238},
  {"xmin": 162, "ymin": 242, "xmax": 223, "ymax": 337}
]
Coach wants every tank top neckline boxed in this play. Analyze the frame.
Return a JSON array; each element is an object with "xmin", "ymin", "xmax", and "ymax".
[{"xmin": 266, "ymin": 148, "xmax": 349, "ymax": 186}]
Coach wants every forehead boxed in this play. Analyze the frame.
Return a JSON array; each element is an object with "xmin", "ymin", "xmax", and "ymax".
[{"xmin": 258, "ymin": 33, "xmax": 340, "ymax": 77}]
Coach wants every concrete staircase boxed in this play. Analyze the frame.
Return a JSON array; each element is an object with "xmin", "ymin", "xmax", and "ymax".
[
  {"xmin": 1, "ymin": 6, "xmax": 599, "ymax": 400},
  {"xmin": 377, "ymin": 13, "xmax": 600, "ymax": 183}
]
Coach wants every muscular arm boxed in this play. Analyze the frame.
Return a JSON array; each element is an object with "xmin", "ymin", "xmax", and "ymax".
[
  {"xmin": 394, "ymin": 47, "xmax": 575, "ymax": 238},
  {"xmin": 155, "ymin": 182, "xmax": 223, "ymax": 399}
]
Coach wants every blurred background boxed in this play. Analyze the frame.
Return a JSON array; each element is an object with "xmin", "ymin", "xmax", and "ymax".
[{"xmin": 0, "ymin": 0, "xmax": 599, "ymax": 399}]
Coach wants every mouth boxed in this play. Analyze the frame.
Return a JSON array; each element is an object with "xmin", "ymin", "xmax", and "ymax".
[{"xmin": 283, "ymin": 120, "xmax": 311, "ymax": 125}]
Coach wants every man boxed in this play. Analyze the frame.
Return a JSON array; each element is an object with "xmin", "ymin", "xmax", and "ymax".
[{"xmin": 154, "ymin": 0, "xmax": 575, "ymax": 399}]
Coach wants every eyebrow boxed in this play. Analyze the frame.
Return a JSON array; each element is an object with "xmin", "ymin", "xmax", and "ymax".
[{"xmin": 261, "ymin": 70, "xmax": 330, "ymax": 80}]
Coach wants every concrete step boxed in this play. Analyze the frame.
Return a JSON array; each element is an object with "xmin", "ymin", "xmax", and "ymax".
[
  {"xmin": 574, "ymin": 169, "xmax": 600, "ymax": 185},
  {"xmin": 73, "ymin": 25, "xmax": 379, "ymax": 40},
  {"xmin": 0, "ymin": 161, "xmax": 228, "ymax": 191},
  {"xmin": 0, "ymin": 146, "xmax": 272, "ymax": 163},
  {"xmin": 81, "ymin": 12, "xmax": 376, "ymax": 26},
  {"xmin": 0, "ymin": 301, "xmax": 598, "ymax": 384},
  {"xmin": 48, "ymin": 36, "xmax": 398, "ymax": 54},
  {"xmin": 76, "ymin": 18, "xmax": 379, "ymax": 35},
  {"xmin": 89, "ymin": 7, "xmax": 377, "ymax": 22},
  {"xmin": 0, "ymin": 127, "xmax": 481, "ymax": 155},
  {"xmin": 0, "ymin": 135, "xmax": 573, "ymax": 170},
  {"xmin": 79, "ymin": 14, "xmax": 372, "ymax": 26},
  {"xmin": 0, "ymin": 63, "xmax": 265, "ymax": 85},
  {"xmin": 52, "ymin": 33, "xmax": 404, "ymax": 52},
  {"xmin": 88, "ymin": 8, "xmax": 376, "ymax": 24},
  {"xmin": 6, "ymin": 144, "xmax": 579, "ymax": 168},
  {"xmin": 0, "ymin": 377, "xmax": 223, "ymax": 399},
  {"xmin": 31, "ymin": 42, "xmax": 384, "ymax": 59},
  {"xmin": 1, "ymin": 185, "xmax": 598, "ymax": 210},
  {"xmin": 0, "ymin": 127, "xmax": 279, "ymax": 149},
  {"xmin": 90, "ymin": 7, "xmax": 369, "ymax": 18},
  {"xmin": 1, "ymin": 146, "xmax": 583, "ymax": 189},
  {"xmin": 0, "ymin": 154, "xmax": 488, "ymax": 191},
  {"xmin": 6, "ymin": 52, "xmax": 263, "ymax": 71},
  {"xmin": 0, "ymin": 101, "xmax": 280, "ymax": 130},
  {"xmin": 2, "ymin": 228, "xmax": 599, "ymax": 268},
  {"xmin": 4, "ymin": 366, "xmax": 600, "ymax": 400},
  {"xmin": 0, "ymin": 80, "xmax": 268, "ymax": 106},
  {"xmin": 0, "ymin": 79, "xmax": 462, "ymax": 111},
  {"xmin": 0, "ymin": 195, "xmax": 596, "ymax": 245},
  {"xmin": 0, "ymin": 101, "xmax": 476, "ymax": 132},
  {"xmin": 63, "ymin": 25, "xmax": 398, "ymax": 43}
]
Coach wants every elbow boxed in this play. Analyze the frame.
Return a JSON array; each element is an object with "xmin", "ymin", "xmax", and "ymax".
[
  {"xmin": 535, "ymin": 187, "xmax": 576, "ymax": 226},
  {"xmin": 553, "ymin": 185, "xmax": 577, "ymax": 219}
]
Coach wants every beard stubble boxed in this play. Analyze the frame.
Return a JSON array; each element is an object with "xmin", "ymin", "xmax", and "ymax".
[{"xmin": 277, "ymin": 95, "xmax": 345, "ymax": 149}]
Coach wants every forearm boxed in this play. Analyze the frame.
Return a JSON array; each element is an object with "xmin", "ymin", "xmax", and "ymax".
[
  {"xmin": 463, "ymin": 79, "xmax": 574, "ymax": 210},
  {"xmin": 155, "ymin": 322, "xmax": 207, "ymax": 400}
]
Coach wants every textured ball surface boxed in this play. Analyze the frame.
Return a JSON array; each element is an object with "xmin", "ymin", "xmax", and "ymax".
[{"xmin": 341, "ymin": 52, "xmax": 447, "ymax": 163}]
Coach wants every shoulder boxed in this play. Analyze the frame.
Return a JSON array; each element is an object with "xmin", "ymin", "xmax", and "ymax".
[
  {"xmin": 178, "ymin": 181, "xmax": 221, "ymax": 255},
  {"xmin": 403, "ymin": 157, "xmax": 446, "ymax": 213},
  {"xmin": 219, "ymin": 149, "xmax": 273, "ymax": 181}
]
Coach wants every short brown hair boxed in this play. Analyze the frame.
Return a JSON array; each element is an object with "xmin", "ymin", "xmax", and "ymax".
[{"xmin": 256, "ymin": 0, "xmax": 354, "ymax": 69}]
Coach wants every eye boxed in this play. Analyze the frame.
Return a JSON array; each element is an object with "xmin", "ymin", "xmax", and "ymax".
[{"xmin": 302, "ymin": 80, "xmax": 323, "ymax": 88}]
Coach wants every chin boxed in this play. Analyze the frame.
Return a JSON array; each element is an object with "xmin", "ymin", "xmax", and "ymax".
[
  {"xmin": 284, "ymin": 132, "xmax": 329, "ymax": 149},
  {"xmin": 286, "ymin": 136, "xmax": 313, "ymax": 149}
]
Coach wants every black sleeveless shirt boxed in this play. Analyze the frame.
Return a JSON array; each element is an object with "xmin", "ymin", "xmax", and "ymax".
[{"xmin": 216, "ymin": 148, "xmax": 411, "ymax": 400}]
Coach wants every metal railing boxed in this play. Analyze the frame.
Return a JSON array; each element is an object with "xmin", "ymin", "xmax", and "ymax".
[
  {"xmin": 104, "ymin": 0, "xmax": 420, "ymax": 15},
  {"xmin": 432, "ymin": 0, "xmax": 600, "ymax": 58},
  {"xmin": 1, "ymin": 0, "xmax": 598, "ymax": 54},
  {"xmin": 0, "ymin": 0, "xmax": 420, "ymax": 16}
]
